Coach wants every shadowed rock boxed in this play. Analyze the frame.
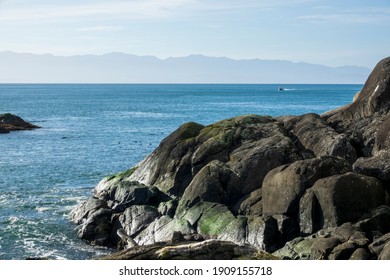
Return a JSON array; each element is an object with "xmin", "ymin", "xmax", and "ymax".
[
  {"xmin": 262, "ymin": 156, "xmax": 351, "ymax": 217},
  {"xmin": 303, "ymin": 173, "xmax": 385, "ymax": 230}
]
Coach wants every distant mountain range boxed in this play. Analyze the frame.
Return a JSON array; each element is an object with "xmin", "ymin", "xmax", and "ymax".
[{"xmin": 0, "ymin": 51, "xmax": 371, "ymax": 84}]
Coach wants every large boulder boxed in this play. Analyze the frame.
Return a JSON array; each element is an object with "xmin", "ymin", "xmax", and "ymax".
[
  {"xmin": 233, "ymin": 189, "xmax": 263, "ymax": 216},
  {"xmin": 275, "ymin": 222, "xmax": 371, "ymax": 260},
  {"xmin": 353, "ymin": 151, "xmax": 390, "ymax": 190},
  {"xmin": 127, "ymin": 115, "xmax": 302, "ymax": 196},
  {"xmin": 118, "ymin": 205, "xmax": 159, "ymax": 238},
  {"xmin": 355, "ymin": 205, "xmax": 390, "ymax": 234},
  {"xmin": 378, "ymin": 242, "xmax": 390, "ymax": 260},
  {"xmin": 303, "ymin": 173, "xmax": 385, "ymax": 230},
  {"xmin": 134, "ymin": 215, "xmax": 193, "ymax": 245},
  {"xmin": 177, "ymin": 202, "xmax": 279, "ymax": 251},
  {"xmin": 285, "ymin": 113, "xmax": 357, "ymax": 163},
  {"xmin": 262, "ymin": 156, "xmax": 351, "ymax": 217},
  {"xmin": 368, "ymin": 232, "xmax": 390, "ymax": 257},
  {"xmin": 94, "ymin": 181, "xmax": 168, "ymax": 212},
  {"xmin": 373, "ymin": 115, "xmax": 390, "ymax": 155},
  {"xmin": 176, "ymin": 160, "xmax": 241, "ymax": 212},
  {"xmin": 273, "ymin": 237, "xmax": 315, "ymax": 260},
  {"xmin": 69, "ymin": 197, "xmax": 108, "ymax": 224},
  {"xmin": 76, "ymin": 208, "xmax": 113, "ymax": 246}
]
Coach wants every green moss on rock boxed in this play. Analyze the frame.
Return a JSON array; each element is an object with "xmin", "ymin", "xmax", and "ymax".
[
  {"xmin": 197, "ymin": 204, "xmax": 236, "ymax": 235},
  {"xmin": 106, "ymin": 166, "xmax": 138, "ymax": 182},
  {"xmin": 177, "ymin": 122, "xmax": 205, "ymax": 141}
]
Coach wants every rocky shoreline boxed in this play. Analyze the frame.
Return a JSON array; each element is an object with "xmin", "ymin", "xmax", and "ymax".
[
  {"xmin": 71, "ymin": 57, "xmax": 390, "ymax": 260},
  {"xmin": 0, "ymin": 113, "xmax": 40, "ymax": 133}
]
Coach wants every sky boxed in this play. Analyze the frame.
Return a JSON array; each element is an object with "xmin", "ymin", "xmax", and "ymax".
[{"xmin": 0, "ymin": 0, "xmax": 389, "ymax": 68}]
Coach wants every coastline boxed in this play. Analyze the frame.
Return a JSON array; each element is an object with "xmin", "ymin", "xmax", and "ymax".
[{"xmin": 71, "ymin": 57, "xmax": 390, "ymax": 260}]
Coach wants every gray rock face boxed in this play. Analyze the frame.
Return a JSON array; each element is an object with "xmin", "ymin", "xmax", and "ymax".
[
  {"xmin": 378, "ymin": 242, "xmax": 390, "ymax": 260},
  {"xmin": 355, "ymin": 205, "xmax": 390, "ymax": 234},
  {"xmin": 176, "ymin": 160, "xmax": 241, "ymax": 212},
  {"xmin": 327, "ymin": 57, "xmax": 390, "ymax": 122},
  {"xmin": 286, "ymin": 113, "xmax": 357, "ymax": 163},
  {"xmin": 128, "ymin": 115, "xmax": 301, "ymax": 196},
  {"xmin": 95, "ymin": 181, "xmax": 168, "ymax": 212},
  {"xmin": 77, "ymin": 208, "xmax": 113, "ymax": 246},
  {"xmin": 308, "ymin": 173, "xmax": 385, "ymax": 229},
  {"xmin": 70, "ymin": 197, "xmax": 108, "ymax": 224},
  {"xmin": 134, "ymin": 216, "xmax": 193, "ymax": 245},
  {"xmin": 368, "ymin": 232, "xmax": 390, "ymax": 257},
  {"xmin": 262, "ymin": 156, "xmax": 351, "ymax": 217},
  {"xmin": 310, "ymin": 237, "xmax": 342, "ymax": 260},
  {"xmin": 373, "ymin": 115, "xmax": 390, "ymax": 154},
  {"xmin": 349, "ymin": 248, "xmax": 371, "ymax": 260},
  {"xmin": 353, "ymin": 151, "xmax": 390, "ymax": 186},
  {"xmin": 233, "ymin": 189, "xmax": 262, "ymax": 216},
  {"xmin": 118, "ymin": 205, "xmax": 159, "ymax": 237},
  {"xmin": 323, "ymin": 57, "xmax": 390, "ymax": 157},
  {"xmin": 328, "ymin": 242, "xmax": 357, "ymax": 260}
]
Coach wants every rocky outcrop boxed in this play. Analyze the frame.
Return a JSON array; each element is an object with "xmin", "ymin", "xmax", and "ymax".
[
  {"xmin": 71, "ymin": 56, "xmax": 390, "ymax": 260},
  {"xmin": 323, "ymin": 57, "xmax": 390, "ymax": 156},
  {"xmin": 275, "ymin": 206, "xmax": 390, "ymax": 260},
  {"xmin": 0, "ymin": 113, "xmax": 40, "ymax": 133},
  {"xmin": 284, "ymin": 113, "xmax": 357, "ymax": 163}
]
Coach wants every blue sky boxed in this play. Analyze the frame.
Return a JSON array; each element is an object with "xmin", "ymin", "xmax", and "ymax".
[{"xmin": 0, "ymin": 0, "xmax": 389, "ymax": 68}]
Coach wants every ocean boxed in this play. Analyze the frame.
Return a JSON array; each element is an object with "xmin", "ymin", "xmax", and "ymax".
[{"xmin": 0, "ymin": 83, "xmax": 362, "ymax": 259}]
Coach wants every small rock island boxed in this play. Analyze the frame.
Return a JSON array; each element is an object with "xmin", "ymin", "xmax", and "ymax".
[
  {"xmin": 71, "ymin": 57, "xmax": 390, "ymax": 260},
  {"xmin": 0, "ymin": 113, "xmax": 40, "ymax": 133}
]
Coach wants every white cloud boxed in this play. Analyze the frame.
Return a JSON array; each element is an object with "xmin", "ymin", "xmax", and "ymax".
[
  {"xmin": 76, "ymin": 26, "xmax": 124, "ymax": 32},
  {"xmin": 297, "ymin": 6, "xmax": 390, "ymax": 24},
  {"xmin": 298, "ymin": 14, "xmax": 389, "ymax": 24},
  {"xmin": 0, "ymin": 0, "xmax": 317, "ymax": 22},
  {"xmin": 0, "ymin": 0, "xmax": 197, "ymax": 21}
]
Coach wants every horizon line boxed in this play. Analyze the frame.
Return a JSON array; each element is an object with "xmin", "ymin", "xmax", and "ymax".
[
  {"xmin": 0, "ymin": 82, "xmax": 365, "ymax": 86},
  {"xmin": 0, "ymin": 50, "xmax": 372, "ymax": 70}
]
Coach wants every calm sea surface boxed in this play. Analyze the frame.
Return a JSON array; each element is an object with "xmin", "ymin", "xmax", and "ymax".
[{"xmin": 0, "ymin": 84, "xmax": 362, "ymax": 259}]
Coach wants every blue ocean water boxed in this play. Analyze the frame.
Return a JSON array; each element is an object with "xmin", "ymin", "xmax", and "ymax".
[{"xmin": 0, "ymin": 84, "xmax": 362, "ymax": 259}]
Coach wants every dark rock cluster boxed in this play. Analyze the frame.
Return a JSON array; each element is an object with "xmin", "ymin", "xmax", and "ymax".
[
  {"xmin": 71, "ymin": 57, "xmax": 390, "ymax": 259},
  {"xmin": 0, "ymin": 113, "xmax": 39, "ymax": 133}
]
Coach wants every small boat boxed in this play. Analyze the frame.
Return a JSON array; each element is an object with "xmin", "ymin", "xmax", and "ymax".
[{"xmin": 278, "ymin": 87, "xmax": 284, "ymax": 91}]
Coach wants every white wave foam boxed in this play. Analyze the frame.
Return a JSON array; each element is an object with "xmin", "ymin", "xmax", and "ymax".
[
  {"xmin": 8, "ymin": 216, "xmax": 20, "ymax": 224},
  {"xmin": 36, "ymin": 207, "xmax": 50, "ymax": 212}
]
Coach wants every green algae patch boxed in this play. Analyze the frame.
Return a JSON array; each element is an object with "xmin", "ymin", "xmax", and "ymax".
[
  {"xmin": 177, "ymin": 122, "xmax": 204, "ymax": 141},
  {"xmin": 106, "ymin": 166, "xmax": 138, "ymax": 182},
  {"xmin": 197, "ymin": 203, "xmax": 236, "ymax": 235}
]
